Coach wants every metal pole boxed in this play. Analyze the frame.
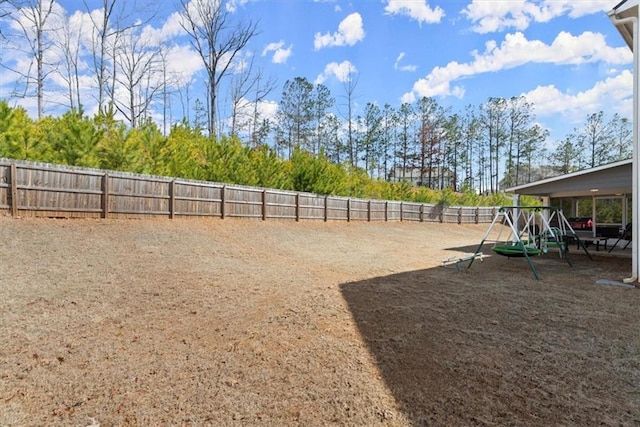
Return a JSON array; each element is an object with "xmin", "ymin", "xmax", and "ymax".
[
  {"xmin": 634, "ymin": 16, "xmax": 639, "ymax": 284},
  {"xmin": 609, "ymin": 13, "xmax": 639, "ymax": 284}
]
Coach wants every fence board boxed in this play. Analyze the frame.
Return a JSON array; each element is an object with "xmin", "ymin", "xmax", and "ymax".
[
  {"xmin": 326, "ymin": 197, "xmax": 349, "ymax": 221},
  {"xmin": 298, "ymin": 193, "xmax": 326, "ymax": 220}
]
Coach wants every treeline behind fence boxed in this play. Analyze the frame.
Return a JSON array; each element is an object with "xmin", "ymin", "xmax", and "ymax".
[{"xmin": 0, "ymin": 158, "xmax": 497, "ymax": 223}]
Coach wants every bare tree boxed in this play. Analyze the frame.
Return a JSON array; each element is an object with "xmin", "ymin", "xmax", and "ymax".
[
  {"xmin": 228, "ymin": 54, "xmax": 276, "ymax": 141},
  {"xmin": 110, "ymin": 26, "xmax": 161, "ymax": 128},
  {"xmin": 85, "ymin": 0, "xmax": 117, "ymax": 111},
  {"xmin": 157, "ymin": 45, "xmax": 184, "ymax": 135},
  {"xmin": 0, "ymin": 1, "xmax": 11, "ymax": 36},
  {"xmin": 6, "ymin": 0, "xmax": 57, "ymax": 119},
  {"xmin": 180, "ymin": 0, "xmax": 259, "ymax": 138},
  {"xmin": 249, "ymin": 70, "xmax": 276, "ymax": 147},
  {"xmin": 84, "ymin": 0, "xmax": 153, "ymax": 112},
  {"xmin": 53, "ymin": 11, "xmax": 83, "ymax": 110}
]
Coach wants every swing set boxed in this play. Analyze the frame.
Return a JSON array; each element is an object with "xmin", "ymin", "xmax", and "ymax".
[{"xmin": 466, "ymin": 206, "xmax": 593, "ymax": 279}]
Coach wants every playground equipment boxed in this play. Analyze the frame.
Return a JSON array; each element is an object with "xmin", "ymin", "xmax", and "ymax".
[
  {"xmin": 442, "ymin": 253, "xmax": 484, "ymax": 271},
  {"xmin": 467, "ymin": 206, "xmax": 592, "ymax": 279},
  {"xmin": 608, "ymin": 223, "xmax": 633, "ymax": 253}
]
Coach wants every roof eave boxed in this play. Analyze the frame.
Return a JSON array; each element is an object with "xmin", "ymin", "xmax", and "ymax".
[
  {"xmin": 609, "ymin": 0, "xmax": 639, "ymax": 51},
  {"xmin": 504, "ymin": 159, "xmax": 632, "ymax": 193}
]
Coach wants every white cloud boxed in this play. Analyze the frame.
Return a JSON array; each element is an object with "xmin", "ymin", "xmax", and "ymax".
[
  {"xmin": 462, "ymin": 0, "xmax": 611, "ymax": 34},
  {"xmin": 314, "ymin": 60, "xmax": 357, "ymax": 84},
  {"xmin": 404, "ymin": 31, "xmax": 632, "ymax": 100},
  {"xmin": 141, "ymin": 11, "xmax": 186, "ymax": 44},
  {"xmin": 226, "ymin": 0, "xmax": 256, "ymax": 13},
  {"xmin": 400, "ymin": 92, "xmax": 415, "ymax": 104},
  {"xmin": 394, "ymin": 52, "xmax": 417, "ymax": 72},
  {"xmin": 311, "ymin": 0, "xmax": 341, "ymax": 11},
  {"xmin": 262, "ymin": 41, "xmax": 293, "ymax": 64},
  {"xmin": 523, "ymin": 70, "xmax": 632, "ymax": 121},
  {"xmin": 164, "ymin": 44, "xmax": 204, "ymax": 86},
  {"xmin": 314, "ymin": 13, "xmax": 365, "ymax": 49},
  {"xmin": 257, "ymin": 99, "xmax": 278, "ymax": 122},
  {"xmin": 384, "ymin": 0, "xmax": 444, "ymax": 24}
]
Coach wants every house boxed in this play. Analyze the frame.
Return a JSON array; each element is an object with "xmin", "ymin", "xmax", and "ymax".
[{"xmin": 389, "ymin": 166, "xmax": 455, "ymax": 189}]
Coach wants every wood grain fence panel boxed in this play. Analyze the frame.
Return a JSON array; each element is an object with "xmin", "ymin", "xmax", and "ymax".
[
  {"xmin": 369, "ymin": 200, "xmax": 387, "ymax": 221},
  {"xmin": 326, "ymin": 197, "xmax": 349, "ymax": 221},
  {"xmin": 109, "ymin": 175, "xmax": 170, "ymax": 216},
  {"xmin": 441, "ymin": 206, "xmax": 458, "ymax": 223},
  {"xmin": 419, "ymin": 204, "xmax": 440, "ymax": 222},
  {"xmin": 0, "ymin": 163, "xmax": 10, "ymax": 210},
  {"xmin": 173, "ymin": 181, "xmax": 222, "ymax": 217},
  {"xmin": 225, "ymin": 186, "xmax": 263, "ymax": 218},
  {"xmin": 402, "ymin": 202, "xmax": 422, "ymax": 221},
  {"xmin": 298, "ymin": 193, "xmax": 326, "ymax": 220},
  {"xmin": 386, "ymin": 202, "xmax": 401, "ymax": 221},
  {"xmin": 349, "ymin": 199, "xmax": 369, "ymax": 221},
  {"xmin": 267, "ymin": 190, "xmax": 297, "ymax": 219},
  {"xmin": 17, "ymin": 165, "xmax": 103, "ymax": 217},
  {"xmin": 457, "ymin": 206, "xmax": 479, "ymax": 224},
  {"xmin": 477, "ymin": 207, "xmax": 496, "ymax": 223}
]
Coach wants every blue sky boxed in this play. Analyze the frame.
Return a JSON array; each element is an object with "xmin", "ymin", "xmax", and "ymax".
[{"xmin": 0, "ymin": 0, "xmax": 633, "ymax": 143}]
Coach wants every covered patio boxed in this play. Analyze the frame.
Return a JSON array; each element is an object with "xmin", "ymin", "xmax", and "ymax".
[{"xmin": 505, "ymin": 159, "xmax": 632, "ymax": 242}]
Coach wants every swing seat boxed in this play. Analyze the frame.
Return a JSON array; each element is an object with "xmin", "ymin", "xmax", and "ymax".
[{"xmin": 492, "ymin": 244, "xmax": 541, "ymax": 257}]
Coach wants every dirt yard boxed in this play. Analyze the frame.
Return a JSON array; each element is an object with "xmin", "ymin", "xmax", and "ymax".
[{"xmin": 0, "ymin": 216, "xmax": 638, "ymax": 426}]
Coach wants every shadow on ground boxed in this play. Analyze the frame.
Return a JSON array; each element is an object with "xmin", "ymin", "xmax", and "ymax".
[{"xmin": 340, "ymin": 254, "xmax": 639, "ymax": 425}]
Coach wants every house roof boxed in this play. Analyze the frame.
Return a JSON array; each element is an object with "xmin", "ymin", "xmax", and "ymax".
[
  {"xmin": 609, "ymin": 0, "xmax": 640, "ymax": 50},
  {"xmin": 504, "ymin": 159, "xmax": 632, "ymax": 198}
]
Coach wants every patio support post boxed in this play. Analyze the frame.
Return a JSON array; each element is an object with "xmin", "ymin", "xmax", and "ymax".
[
  {"xmin": 609, "ymin": 6, "xmax": 640, "ymax": 284},
  {"xmin": 633, "ymin": 16, "xmax": 639, "ymax": 284}
]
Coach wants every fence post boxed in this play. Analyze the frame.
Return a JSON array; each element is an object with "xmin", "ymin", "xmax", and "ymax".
[
  {"xmin": 385, "ymin": 201, "xmax": 388, "ymax": 221},
  {"xmin": 262, "ymin": 190, "xmax": 267, "ymax": 221},
  {"xmin": 169, "ymin": 180, "xmax": 176, "ymax": 219},
  {"xmin": 367, "ymin": 200, "xmax": 371, "ymax": 222},
  {"xmin": 439, "ymin": 206, "xmax": 444, "ymax": 223},
  {"xmin": 419, "ymin": 204, "xmax": 424, "ymax": 222},
  {"xmin": 101, "ymin": 173, "xmax": 109, "ymax": 219},
  {"xmin": 458, "ymin": 207, "xmax": 463, "ymax": 224},
  {"xmin": 347, "ymin": 199, "xmax": 351, "ymax": 222},
  {"xmin": 221, "ymin": 185, "xmax": 226, "ymax": 219},
  {"xmin": 295, "ymin": 193, "xmax": 300, "ymax": 222},
  {"xmin": 400, "ymin": 202, "xmax": 403, "ymax": 222},
  {"xmin": 324, "ymin": 195, "xmax": 328, "ymax": 222},
  {"xmin": 475, "ymin": 207, "xmax": 480, "ymax": 224},
  {"xmin": 10, "ymin": 163, "xmax": 18, "ymax": 217}
]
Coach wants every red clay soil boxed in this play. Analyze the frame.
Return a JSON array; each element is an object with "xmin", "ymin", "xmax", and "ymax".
[{"xmin": 0, "ymin": 216, "xmax": 638, "ymax": 426}]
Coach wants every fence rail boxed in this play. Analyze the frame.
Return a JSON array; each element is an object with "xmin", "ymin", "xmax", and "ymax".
[{"xmin": 0, "ymin": 158, "xmax": 497, "ymax": 223}]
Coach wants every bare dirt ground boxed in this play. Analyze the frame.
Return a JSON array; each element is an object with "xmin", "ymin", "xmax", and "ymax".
[{"xmin": 0, "ymin": 216, "xmax": 638, "ymax": 426}]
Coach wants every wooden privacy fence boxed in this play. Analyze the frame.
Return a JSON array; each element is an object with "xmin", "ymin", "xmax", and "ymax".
[{"xmin": 0, "ymin": 158, "xmax": 497, "ymax": 223}]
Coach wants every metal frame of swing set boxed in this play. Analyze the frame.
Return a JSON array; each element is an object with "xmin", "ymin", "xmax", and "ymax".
[{"xmin": 467, "ymin": 206, "xmax": 593, "ymax": 280}]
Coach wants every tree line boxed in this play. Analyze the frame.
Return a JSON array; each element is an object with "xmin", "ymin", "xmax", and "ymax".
[
  {"xmin": 269, "ymin": 78, "xmax": 631, "ymax": 194},
  {"xmin": 0, "ymin": 100, "xmax": 525, "ymax": 207},
  {"xmin": 0, "ymin": 0, "xmax": 632, "ymax": 197}
]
